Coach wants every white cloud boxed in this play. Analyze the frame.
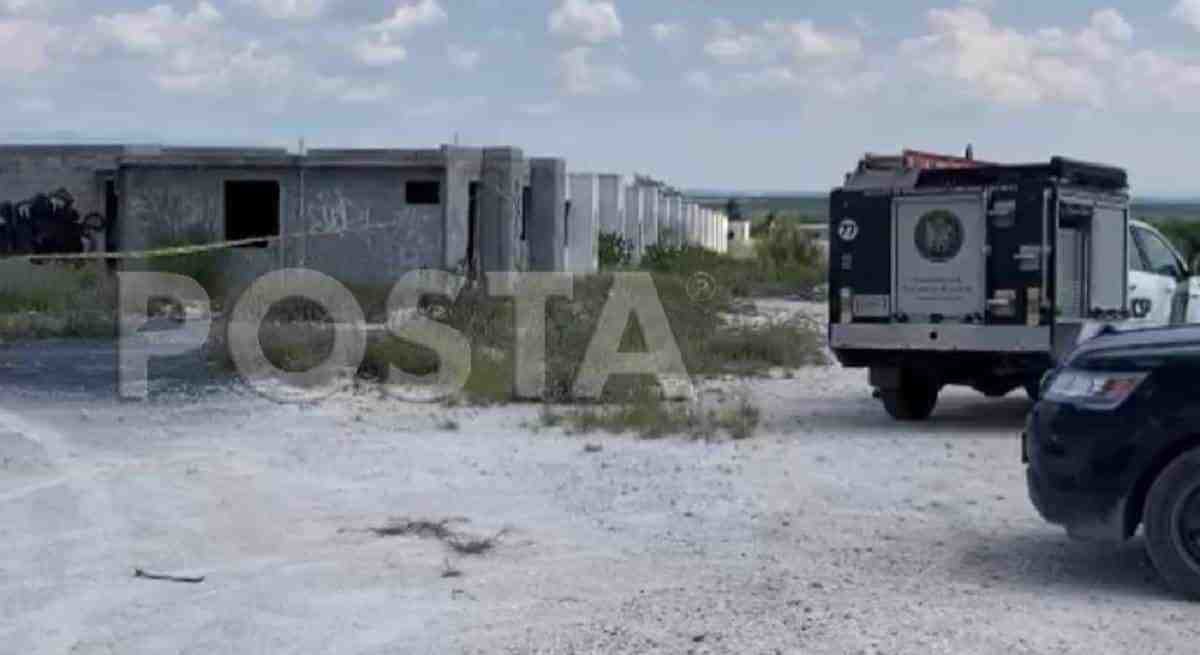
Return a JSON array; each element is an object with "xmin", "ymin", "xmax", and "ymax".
[
  {"xmin": 766, "ymin": 20, "xmax": 861, "ymax": 60},
  {"xmin": 1171, "ymin": 0, "xmax": 1200, "ymax": 32},
  {"xmin": 651, "ymin": 22, "xmax": 683, "ymax": 43},
  {"xmin": 1, "ymin": 0, "xmax": 61, "ymax": 16},
  {"xmin": 899, "ymin": 5, "xmax": 1126, "ymax": 107},
  {"xmin": 371, "ymin": 0, "xmax": 447, "ymax": 34},
  {"xmin": 448, "ymin": 44, "xmax": 480, "ymax": 71},
  {"xmin": 154, "ymin": 41, "xmax": 292, "ymax": 96},
  {"xmin": 703, "ymin": 18, "xmax": 861, "ymax": 66},
  {"xmin": 694, "ymin": 17, "xmax": 870, "ymax": 98},
  {"xmin": 239, "ymin": 0, "xmax": 327, "ymax": 21},
  {"xmin": 1117, "ymin": 49, "xmax": 1200, "ymax": 109},
  {"xmin": 1091, "ymin": 8, "xmax": 1133, "ymax": 42},
  {"xmin": 557, "ymin": 47, "xmax": 638, "ymax": 95},
  {"xmin": 549, "ymin": 0, "xmax": 622, "ymax": 45},
  {"xmin": 0, "ymin": 18, "xmax": 58, "ymax": 75},
  {"xmin": 94, "ymin": 2, "xmax": 223, "ymax": 56},
  {"xmin": 352, "ymin": 33, "xmax": 408, "ymax": 66}
]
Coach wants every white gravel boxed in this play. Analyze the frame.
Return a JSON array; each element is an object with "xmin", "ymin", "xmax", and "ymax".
[{"xmin": 1, "ymin": 303, "xmax": 1198, "ymax": 654}]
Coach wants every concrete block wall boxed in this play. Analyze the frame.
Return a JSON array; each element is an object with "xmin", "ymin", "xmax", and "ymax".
[
  {"xmin": 656, "ymin": 192, "xmax": 670, "ymax": 247},
  {"xmin": 597, "ymin": 174, "xmax": 625, "ymax": 236},
  {"xmin": 528, "ymin": 158, "xmax": 567, "ymax": 272},
  {"xmin": 566, "ymin": 173, "xmax": 599, "ymax": 273},
  {"xmin": 623, "ymin": 184, "xmax": 643, "ymax": 260},
  {"xmin": 668, "ymin": 195, "xmax": 684, "ymax": 247},
  {"xmin": 641, "ymin": 186, "xmax": 660, "ymax": 251}
]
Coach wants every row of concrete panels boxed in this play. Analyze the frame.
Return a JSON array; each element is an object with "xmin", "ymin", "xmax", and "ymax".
[{"xmin": 566, "ymin": 173, "xmax": 730, "ymax": 272}]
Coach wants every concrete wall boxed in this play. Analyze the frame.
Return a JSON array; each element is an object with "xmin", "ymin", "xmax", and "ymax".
[
  {"xmin": 656, "ymin": 192, "xmax": 670, "ymax": 246},
  {"xmin": 118, "ymin": 162, "xmax": 449, "ymax": 290},
  {"xmin": 528, "ymin": 158, "xmax": 566, "ymax": 272},
  {"xmin": 623, "ymin": 184, "xmax": 643, "ymax": 260},
  {"xmin": 442, "ymin": 146, "xmax": 483, "ymax": 272},
  {"xmin": 478, "ymin": 147, "xmax": 527, "ymax": 273},
  {"xmin": 597, "ymin": 174, "xmax": 624, "ymax": 236},
  {"xmin": 566, "ymin": 173, "xmax": 598, "ymax": 273},
  {"xmin": 641, "ymin": 186, "xmax": 660, "ymax": 250}
]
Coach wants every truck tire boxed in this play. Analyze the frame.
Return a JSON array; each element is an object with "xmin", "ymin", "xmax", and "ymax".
[
  {"xmin": 1024, "ymin": 381, "xmax": 1042, "ymax": 402},
  {"xmin": 974, "ymin": 379, "xmax": 1017, "ymax": 398},
  {"xmin": 881, "ymin": 373, "xmax": 939, "ymax": 421},
  {"xmin": 1143, "ymin": 449, "xmax": 1200, "ymax": 600}
]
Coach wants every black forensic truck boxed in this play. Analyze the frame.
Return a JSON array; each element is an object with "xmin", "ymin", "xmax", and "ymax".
[{"xmin": 829, "ymin": 151, "xmax": 1134, "ymax": 421}]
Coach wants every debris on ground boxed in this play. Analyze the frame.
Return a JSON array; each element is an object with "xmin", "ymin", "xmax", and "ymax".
[
  {"xmin": 134, "ymin": 569, "xmax": 206, "ymax": 584},
  {"xmin": 368, "ymin": 518, "xmax": 508, "ymax": 556}
]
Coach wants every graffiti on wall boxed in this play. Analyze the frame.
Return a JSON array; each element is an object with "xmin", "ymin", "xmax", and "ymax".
[
  {"xmin": 0, "ymin": 189, "xmax": 108, "ymax": 257},
  {"xmin": 128, "ymin": 187, "xmax": 218, "ymax": 248}
]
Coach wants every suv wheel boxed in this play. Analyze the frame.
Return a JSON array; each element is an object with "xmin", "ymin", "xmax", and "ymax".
[
  {"xmin": 881, "ymin": 372, "xmax": 939, "ymax": 421},
  {"xmin": 1144, "ymin": 449, "xmax": 1200, "ymax": 600}
]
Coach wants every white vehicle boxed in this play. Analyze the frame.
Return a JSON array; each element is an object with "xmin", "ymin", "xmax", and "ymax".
[{"xmin": 1126, "ymin": 219, "xmax": 1200, "ymax": 328}]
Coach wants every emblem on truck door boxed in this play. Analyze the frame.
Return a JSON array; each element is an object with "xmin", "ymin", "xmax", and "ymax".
[
  {"xmin": 838, "ymin": 219, "xmax": 860, "ymax": 242},
  {"xmin": 915, "ymin": 210, "xmax": 965, "ymax": 263}
]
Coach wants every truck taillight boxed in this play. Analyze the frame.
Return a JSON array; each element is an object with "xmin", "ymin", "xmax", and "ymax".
[{"xmin": 840, "ymin": 288, "xmax": 853, "ymax": 324}]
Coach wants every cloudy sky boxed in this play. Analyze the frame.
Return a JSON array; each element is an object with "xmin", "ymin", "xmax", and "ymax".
[{"xmin": 4, "ymin": 0, "xmax": 1200, "ymax": 194}]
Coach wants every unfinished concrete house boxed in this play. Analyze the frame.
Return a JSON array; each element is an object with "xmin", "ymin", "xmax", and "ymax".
[{"xmin": 0, "ymin": 144, "xmax": 570, "ymax": 296}]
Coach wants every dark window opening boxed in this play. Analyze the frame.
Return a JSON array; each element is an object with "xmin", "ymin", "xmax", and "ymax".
[
  {"xmin": 104, "ymin": 180, "xmax": 119, "ymax": 271},
  {"xmin": 407, "ymin": 181, "xmax": 441, "ymax": 205},
  {"xmin": 467, "ymin": 182, "xmax": 480, "ymax": 280},
  {"xmin": 521, "ymin": 185, "xmax": 532, "ymax": 241},
  {"xmin": 225, "ymin": 180, "xmax": 280, "ymax": 247},
  {"xmin": 563, "ymin": 200, "xmax": 572, "ymax": 245}
]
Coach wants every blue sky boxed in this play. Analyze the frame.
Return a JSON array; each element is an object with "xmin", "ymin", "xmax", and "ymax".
[{"xmin": 4, "ymin": 0, "xmax": 1200, "ymax": 194}]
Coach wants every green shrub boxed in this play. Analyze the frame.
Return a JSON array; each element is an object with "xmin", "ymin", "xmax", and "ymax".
[
  {"xmin": 1150, "ymin": 219, "xmax": 1200, "ymax": 264},
  {"xmin": 599, "ymin": 232, "xmax": 634, "ymax": 269}
]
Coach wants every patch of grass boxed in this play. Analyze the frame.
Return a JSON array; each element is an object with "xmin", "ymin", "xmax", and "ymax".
[
  {"xmin": 641, "ymin": 220, "xmax": 826, "ymax": 299},
  {"xmin": 206, "ymin": 270, "xmax": 825, "ymax": 401},
  {"xmin": 558, "ymin": 390, "xmax": 763, "ymax": 441},
  {"xmin": 713, "ymin": 394, "xmax": 762, "ymax": 441},
  {"xmin": 702, "ymin": 322, "xmax": 826, "ymax": 374},
  {"xmin": 0, "ymin": 261, "xmax": 117, "ymax": 342}
]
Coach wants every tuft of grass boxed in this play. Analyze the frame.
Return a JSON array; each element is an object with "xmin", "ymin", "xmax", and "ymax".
[
  {"xmin": 641, "ymin": 222, "xmax": 826, "ymax": 299},
  {"xmin": 436, "ymin": 417, "xmax": 461, "ymax": 431},
  {"xmin": 559, "ymin": 390, "xmax": 762, "ymax": 441},
  {"xmin": 0, "ymin": 261, "xmax": 117, "ymax": 342},
  {"xmin": 702, "ymin": 322, "xmax": 827, "ymax": 374}
]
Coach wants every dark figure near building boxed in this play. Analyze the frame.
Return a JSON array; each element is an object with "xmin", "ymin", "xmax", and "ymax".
[
  {"xmin": 0, "ymin": 189, "xmax": 108, "ymax": 258},
  {"xmin": 0, "ymin": 201, "xmax": 13, "ymax": 255}
]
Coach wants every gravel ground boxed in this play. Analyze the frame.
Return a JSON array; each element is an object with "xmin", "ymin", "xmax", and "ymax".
[{"xmin": 1, "ymin": 303, "xmax": 1198, "ymax": 654}]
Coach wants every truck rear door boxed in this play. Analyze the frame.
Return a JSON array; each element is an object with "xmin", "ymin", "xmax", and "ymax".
[{"xmin": 893, "ymin": 194, "xmax": 987, "ymax": 321}]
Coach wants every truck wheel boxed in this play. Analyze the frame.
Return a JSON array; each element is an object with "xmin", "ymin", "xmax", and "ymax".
[
  {"xmin": 1024, "ymin": 381, "xmax": 1041, "ymax": 401},
  {"xmin": 881, "ymin": 374, "xmax": 939, "ymax": 421},
  {"xmin": 1143, "ymin": 449, "xmax": 1200, "ymax": 600},
  {"xmin": 974, "ymin": 379, "xmax": 1017, "ymax": 398}
]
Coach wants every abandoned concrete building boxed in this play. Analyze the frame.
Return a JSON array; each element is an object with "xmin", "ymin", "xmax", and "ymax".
[{"xmin": 0, "ymin": 144, "xmax": 730, "ymax": 294}]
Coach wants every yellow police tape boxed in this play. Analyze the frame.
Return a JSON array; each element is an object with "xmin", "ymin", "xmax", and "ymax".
[{"xmin": 0, "ymin": 236, "xmax": 282, "ymax": 262}]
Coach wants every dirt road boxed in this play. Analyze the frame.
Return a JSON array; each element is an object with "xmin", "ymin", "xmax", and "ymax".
[{"xmin": 1, "ymin": 326, "xmax": 1197, "ymax": 654}]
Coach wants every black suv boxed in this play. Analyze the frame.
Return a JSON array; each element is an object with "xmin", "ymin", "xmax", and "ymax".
[{"xmin": 1025, "ymin": 325, "xmax": 1200, "ymax": 599}]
